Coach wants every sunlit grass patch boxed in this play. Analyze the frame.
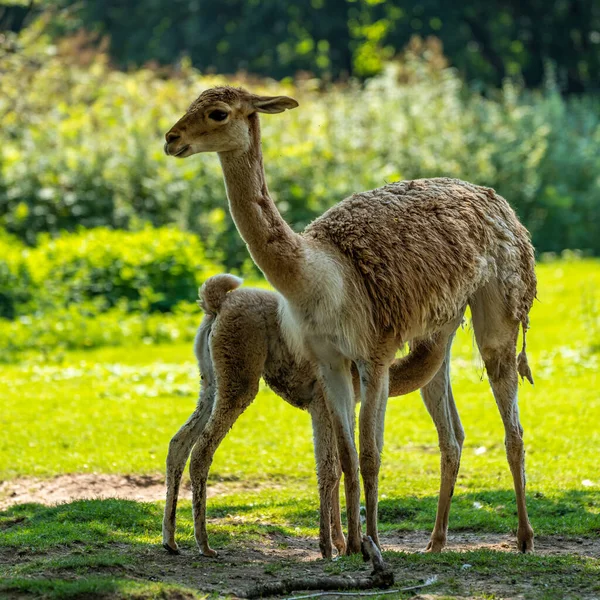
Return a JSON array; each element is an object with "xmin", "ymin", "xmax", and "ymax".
[
  {"xmin": 1, "ymin": 259, "xmax": 599, "ymax": 598},
  {"xmin": 0, "ymin": 498, "xmax": 598, "ymax": 599}
]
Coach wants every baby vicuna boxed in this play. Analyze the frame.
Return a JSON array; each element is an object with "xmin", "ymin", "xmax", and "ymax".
[{"xmin": 163, "ymin": 274, "xmax": 450, "ymax": 558}]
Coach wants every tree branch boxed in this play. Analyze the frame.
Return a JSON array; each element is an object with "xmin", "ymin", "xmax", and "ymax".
[{"xmin": 237, "ymin": 536, "xmax": 394, "ymax": 599}]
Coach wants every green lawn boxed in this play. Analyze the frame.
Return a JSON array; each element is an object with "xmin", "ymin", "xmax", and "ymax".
[{"xmin": 1, "ymin": 259, "xmax": 599, "ymax": 599}]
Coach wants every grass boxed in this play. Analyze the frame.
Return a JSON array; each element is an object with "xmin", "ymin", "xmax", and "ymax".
[
  {"xmin": 1, "ymin": 499, "xmax": 598, "ymax": 599},
  {"xmin": 0, "ymin": 258, "xmax": 599, "ymax": 599}
]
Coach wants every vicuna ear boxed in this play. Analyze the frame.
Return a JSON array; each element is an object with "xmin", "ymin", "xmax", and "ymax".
[{"xmin": 251, "ymin": 95, "xmax": 299, "ymax": 114}]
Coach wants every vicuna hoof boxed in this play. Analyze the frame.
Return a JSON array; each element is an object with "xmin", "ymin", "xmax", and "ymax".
[
  {"xmin": 163, "ymin": 542, "xmax": 180, "ymax": 555},
  {"xmin": 518, "ymin": 527, "xmax": 534, "ymax": 553},
  {"xmin": 333, "ymin": 534, "xmax": 347, "ymax": 557},
  {"xmin": 424, "ymin": 537, "xmax": 445, "ymax": 553},
  {"xmin": 319, "ymin": 541, "xmax": 333, "ymax": 560},
  {"xmin": 201, "ymin": 547, "xmax": 218, "ymax": 558},
  {"xmin": 345, "ymin": 537, "xmax": 363, "ymax": 556}
]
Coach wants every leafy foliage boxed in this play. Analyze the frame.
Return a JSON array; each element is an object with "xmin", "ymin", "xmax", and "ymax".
[
  {"xmin": 0, "ymin": 226, "xmax": 221, "ymax": 360},
  {"xmin": 1, "ymin": 32, "xmax": 599, "ymax": 267},
  {"xmin": 30, "ymin": 227, "xmax": 217, "ymax": 313},
  {"xmin": 0, "ymin": 301, "xmax": 200, "ymax": 360},
  {"xmin": 0, "ymin": 230, "xmax": 33, "ymax": 319}
]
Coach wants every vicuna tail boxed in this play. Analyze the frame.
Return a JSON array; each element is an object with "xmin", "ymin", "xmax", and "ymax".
[
  {"xmin": 517, "ymin": 320, "xmax": 534, "ymax": 385},
  {"xmin": 198, "ymin": 274, "xmax": 243, "ymax": 314},
  {"xmin": 194, "ymin": 316, "xmax": 216, "ymax": 387}
]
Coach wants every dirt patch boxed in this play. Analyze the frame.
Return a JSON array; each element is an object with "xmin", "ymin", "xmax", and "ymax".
[
  {"xmin": 2, "ymin": 474, "xmax": 599, "ymax": 599},
  {"xmin": 0, "ymin": 473, "xmax": 271, "ymax": 509},
  {"xmin": 2, "ymin": 532, "xmax": 598, "ymax": 599},
  {"xmin": 382, "ymin": 530, "xmax": 600, "ymax": 559},
  {"xmin": 2, "ymin": 474, "xmax": 599, "ymax": 560}
]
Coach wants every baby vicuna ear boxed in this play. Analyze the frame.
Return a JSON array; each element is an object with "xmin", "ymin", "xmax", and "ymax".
[{"xmin": 251, "ymin": 94, "xmax": 299, "ymax": 114}]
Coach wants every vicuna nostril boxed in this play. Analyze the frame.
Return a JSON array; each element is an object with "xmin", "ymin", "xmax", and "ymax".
[{"xmin": 166, "ymin": 132, "xmax": 180, "ymax": 143}]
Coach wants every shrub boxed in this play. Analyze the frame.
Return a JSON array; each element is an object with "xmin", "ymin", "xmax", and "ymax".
[
  {"xmin": 0, "ymin": 232, "xmax": 34, "ymax": 319},
  {"xmin": 1, "ymin": 29, "xmax": 599, "ymax": 267},
  {"xmin": 0, "ymin": 225, "xmax": 224, "ymax": 360},
  {"xmin": 28, "ymin": 227, "xmax": 219, "ymax": 313},
  {"xmin": 0, "ymin": 301, "xmax": 200, "ymax": 361}
]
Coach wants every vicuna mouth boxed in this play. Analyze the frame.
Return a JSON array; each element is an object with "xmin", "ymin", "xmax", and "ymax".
[
  {"xmin": 164, "ymin": 143, "xmax": 190, "ymax": 157},
  {"xmin": 173, "ymin": 144, "xmax": 190, "ymax": 157}
]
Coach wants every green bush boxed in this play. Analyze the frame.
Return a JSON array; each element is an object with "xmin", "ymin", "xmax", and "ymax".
[
  {"xmin": 1, "ymin": 28, "xmax": 599, "ymax": 267},
  {"xmin": 28, "ymin": 227, "xmax": 219, "ymax": 313},
  {"xmin": 0, "ymin": 301, "xmax": 200, "ymax": 361},
  {"xmin": 0, "ymin": 225, "xmax": 222, "ymax": 360},
  {"xmin": 0, "ymin": 232, "xmax": 34, "ymax": 319}
]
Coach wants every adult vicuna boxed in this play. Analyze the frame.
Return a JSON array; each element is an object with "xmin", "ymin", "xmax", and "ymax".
[
  {"xmin": 164, "ymin": 86, "xmax": 537, "ymax": 554},
  {"xmin": 163, "ymin": 273, "xmax": 450, "ymax": 559}
]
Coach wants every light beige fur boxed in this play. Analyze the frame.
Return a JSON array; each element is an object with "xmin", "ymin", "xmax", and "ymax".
[
  {"xmin": 163, "ymin": 274, "xmax": 449, "ymax": 559},
  {"xmin": 164, "ymin": 86, "xmax": 537, "ymax": 555}
]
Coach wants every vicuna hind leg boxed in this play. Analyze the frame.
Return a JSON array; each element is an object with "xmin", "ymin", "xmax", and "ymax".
[
  {"xmin": 422, "ymin": 331, "xmax": 464, "ymax": 552},
  {"xmin": 471, "ymin": 287, "xmax": 534, "ymax": 553},
  {"xmin": 189, "ymin": 379, "xmax": 259, "ymax": 557},
  {"xmin": 163, "ymin": 323, "xmax": 218, "ymax": 554},
  {"xmin": 189, "ymin": 323, "xmax": 265, "ymax": 558},
  {"xmin": 163, "ymin": 390, "xmax": 215, "ymax": 554}
]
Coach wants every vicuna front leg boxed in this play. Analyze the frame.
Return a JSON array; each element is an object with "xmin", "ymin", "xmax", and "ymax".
[
  {"xmin": 163, "ymin": 391, "xmax": 215, "ymax": 554},
  {"xmin": 317, "ymin": 353, "xmax": 362, "ymax": 555},
  {"xmin": 471, "ymin": 289, "xmax": 534, "ymax": 553},
  {"xmin": 309, "ymin": 392, "xmax": 345, "ymax": 558},
  {"xmin": 356, "ymin": 361, "xmax": 390, "ymax": 550},
  {"xmin": 189, "ymin": 379, "xmax": 258, "ymax": 557},
  {"xmin": 421, "ymin": 332, "xmax": 464, "ymax": 553}
]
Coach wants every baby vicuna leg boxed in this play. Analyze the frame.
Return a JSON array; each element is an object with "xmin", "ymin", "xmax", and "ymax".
[
  {"xmin": 189, "ymin": 381, "xmax": 259, "ymax": 556},
  {"xmin": 189, "ymin": 323, "xmax": 265, "ymax": 557},
  {"xmin": 163, "ymin": 394, "xmax": 215, "ymax": 554},
  {"xmin": 163, "ymin": 324, "xmax": 217, "ymax": 554}
]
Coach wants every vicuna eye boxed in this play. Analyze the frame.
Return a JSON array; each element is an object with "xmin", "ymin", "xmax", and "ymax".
[{"xmin": 208, "ymin": 110, "xmax": 228, "ymax": 122}]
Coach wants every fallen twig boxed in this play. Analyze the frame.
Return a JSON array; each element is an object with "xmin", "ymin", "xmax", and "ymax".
[
  {"xmin": 282, "ymin": 576, "xmax": 439, "ymax": 599},
  {"xmin": 238, "ymin": 536, "xmax": 394, "ymax": 599}
]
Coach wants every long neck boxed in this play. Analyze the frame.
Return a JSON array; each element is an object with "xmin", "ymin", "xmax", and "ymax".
[{"xmin": 218, "ymin": 114, "xmax": 306, "ymax": 295}]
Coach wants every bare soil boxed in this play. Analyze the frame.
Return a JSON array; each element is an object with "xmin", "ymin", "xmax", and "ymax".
[
  {"xmin": 2, "ymin": 473, "xmax": 599, "ymax": 559},
  {"xmin": 384, "ymin": 530, "xmax": 600, "ymax": 558},
  {"xmin": 1, "ymin": 474, "xmax": 599, "ymax": 599},
  {"xmin": 0, "ymin": 473, "xmax": 256, "ymax": 509}
]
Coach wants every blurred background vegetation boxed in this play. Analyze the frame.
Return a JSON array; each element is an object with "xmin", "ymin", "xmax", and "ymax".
[{"xmin": 0, "ymin": 0, "xmax": 599, "ymax": 358}]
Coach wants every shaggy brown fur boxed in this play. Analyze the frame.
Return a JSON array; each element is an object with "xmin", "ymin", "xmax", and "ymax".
[
  {"xmin": 164, "ymin": 85, "xmax": 537, "ymax": 556},
  {"xmin": 306, "ymin": 178, "xmax": 536, "ymax": 338},
  {"xmin": 163, "ymin": 274, "xmax": 448, "ymax": 559}
]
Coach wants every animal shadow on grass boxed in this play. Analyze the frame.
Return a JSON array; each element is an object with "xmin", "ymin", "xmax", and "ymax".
[{"xmin": 1, "ymin": 489, "xmax": 598, "ymax": 553}]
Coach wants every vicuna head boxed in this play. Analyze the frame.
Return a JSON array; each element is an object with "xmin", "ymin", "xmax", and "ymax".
[{"xmin": 164, "ymin": 86, "xmax": 298, "ymax": 158}]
